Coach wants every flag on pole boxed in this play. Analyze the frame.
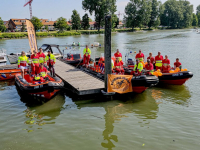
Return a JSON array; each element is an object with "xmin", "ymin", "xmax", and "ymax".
[{"xmin": 26, "ymin": 20, "xmax": 38, "ymax": 54}]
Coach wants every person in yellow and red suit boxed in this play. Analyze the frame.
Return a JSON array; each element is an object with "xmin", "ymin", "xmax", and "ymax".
[
  {"xmin": 162, "ymin": 55, "xmax": 170, "ymax": 73},
  {"xmin": 38, "ymin": 63, "xmax": 48, "ymax": 82},
  {"xmin": 31, "ymin": 50, "xmax": 40, "ymax": 76},
  {"xmin": 135, "ymin": 49, "xmax": 145, "ymax": 67},
  {"xmin": 145, "ymin": 59, "xmax": 154, "ymax": 75},
  {"xmin": 45, "ymin": 50, "xmax": 56, "ymax": 77},
  {"xmin": 18, "ymin": 51, "xmax": 29, "ymax": 79},
  {"xmin": 155, "ymin": 51, "xmax": 163, "ymax": 71},
  {"xmin": 131, "ymin": 59, "xmax": 143, "ymax": 75},
  {"xmin": 37, "ymin": 48, "xmax": 45, "ymax": 64},
  {"xmin": 114, "ymin": 57, "xmax": 124, "ymax": 74},
  {"xmin": 114, "ymin": 49, "xmax": 123, "ymax": 65},
  {"xmin": 83, "ymin": 45, "xmax": 91, "ymax": 66}
]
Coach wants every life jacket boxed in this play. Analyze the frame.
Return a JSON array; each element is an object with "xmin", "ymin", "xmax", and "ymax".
[
  {"xmin": 45, "ymin": 54, "xmax": 55, "ymax": 66},
  {"xmin": 39, "ymin": 67, "xmax": 47, "ymax": 77},
  {"xmin": 162, "ymin": 59, "xmax": 170, "ymax": 67},
  {"xmin": 31, "ymin": 54, "xmax": 39, "ymax": 64},
  {"xmin": 134, "ymin": 62, "xmax": 143, "ymax": 72},
  {"xmin": 114, "ymin": 52, "xmax": 122, "ymax": 61},
  {"xmin": 155, "ymin": 55, "xmax": 163, "ymax": 67},
  {"xmin": 38, "ymin": 52, "xmax": 45, "ymax": 63},
  {"xmin": 34, "ymin": 75, "xmax": 41, "ymax": 81},
  {"xmin": 136, "ymin": 53, "xmax": 144, "ymax": 62},
  {"xmin": 83, "ymin": 48, "xmax": 91, "ymax": 57},
  {"xmin": 145, "ymin": 63, "xmax": 154, "ymax": 74},
  {"xmin": 114, "ymin": 61, "xmax": 123, "ymax": 69},
  {"xmin": 18, "ymin": 55, "xmax": 29, "ymax": 67}
]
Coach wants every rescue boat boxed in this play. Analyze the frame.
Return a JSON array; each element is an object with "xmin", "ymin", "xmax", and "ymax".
[
  {"xmin": 0, "ymin": 68, "xmax": 22, "ymax": 81},
  {"xmin": 78, "ymin": 57, "xmax": 159, "ymax": 94},
  {"xmin": 15, "ymin": 73, "xmax": 64, "ymax": 99},
  {"xmin": 158, "ymin": 71, "xmax": 193, "ymax": 85}
]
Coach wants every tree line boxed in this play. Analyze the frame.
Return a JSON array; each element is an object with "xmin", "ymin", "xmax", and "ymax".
[{"xmin": 1, "ymin": 0, "xmax": 200, "ymax": 33}]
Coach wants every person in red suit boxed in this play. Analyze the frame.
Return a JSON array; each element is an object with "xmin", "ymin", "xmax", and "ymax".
[
  {"xmin": 155, "ymin": 51, "xmax": 163, "ymax": 70},
  {"xmin": 145, "ymin": 59, "xmax": 154, "ymax": 75},
  {"xmin": 38, "ymin": 63, "xmax": 48, "ymax": 82},
  {"xmin": 114, "ymin": 57, "xmax": 124, "ymax": 74},
  {"xmin": 174, "ymin": 58, "xmax": 182, "ymax": 68},
  {"xmin": 31, "ymin": 50, "xmax": 39, "ymax": 76},
  {"xmin": 114, "ymin": 49, "xmax": 122, "ymax": 61},
  {"xmin": 37, "ymin": 48, "xmax": 46, "ymax": 64},
  {"xmin": 135, "ymin": 50, "xmax": 145, "ymax": 62},
  {"xmin": 147, "ymin": 52, "xmax": 155, "ymax": 68},
  {"xmin": 162, "ymin": 55, "xmax": 170, "ymax": 73}
]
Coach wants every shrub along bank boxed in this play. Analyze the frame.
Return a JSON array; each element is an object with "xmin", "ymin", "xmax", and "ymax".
[{"xmin": 0, "ymin": 28, "xmax": 150, "ymax": 39}]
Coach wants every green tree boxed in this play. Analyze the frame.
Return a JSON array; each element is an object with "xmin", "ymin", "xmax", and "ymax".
[
  {"xmin": 112, "ymin": 14, "xmax": 118, "ymax": 29},
  {"xmin": 197, "ymin": 5, "xmax": 200, "ymax": 14},
  {"xmin": 160, "ymin": 0, "xmax": 193, "ymax": 29},
  {"xmin": 89, "ymin": 18, "xmax": 93, "ymax": 22},
  {"xmin": 148, "ymin": 0, "xmax": 162, "ymax": 28},
  {"xmin": 55, "ymin": 17, "xmax": 68, "ymax": 32},
  {"xmin": 71, "ymin": 9, "xmax": 81, "ymax": 31},
  {"xmin": 82, "ymin": 0, "xmax": 117, "ymax": 31},
  {"xmin": 82, "ymin": 13, "xmax": 90, "ymax": 30},
  {"xmin": 0, "ymin": 17, "xmax": 6, "ymax": 32},
  {"xmin": 21, "ymin": 22, "xmax": 26, "ymax": 32},
  {"xmin": 30, "ymin": 16, "xmax": 43, "ymax": 32},
  {"xmin": 192, "ymin": 13, "xmax": 198, "ymax": 26},
  {"xmin": 124, "ymin": 0, "xmax": 151, "ymax": 30},
  {"xmin": 45, "ymin": 25, "xmax": 49, "ymax": 31},
  {"xmin": 197, "ymin": 13, "xmax": 200, "ymax": 26}
]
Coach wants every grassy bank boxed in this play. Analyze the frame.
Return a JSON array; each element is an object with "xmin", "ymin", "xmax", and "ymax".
[{"xmin": 0, "ymin": 28, "xmax": 159, "ymax": 39}]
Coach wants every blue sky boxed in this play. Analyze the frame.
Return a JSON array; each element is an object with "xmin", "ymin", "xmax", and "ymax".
[{"xmin": 0, "ymin": 0, "xmax": 199, "ymax": 21}]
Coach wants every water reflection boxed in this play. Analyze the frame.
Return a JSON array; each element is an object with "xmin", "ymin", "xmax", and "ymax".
[
  {"xmin": 22, "ymin": 94, "xmax": 65, "ymax": 132},
  {"xmin": 152, "ymin": 85, "xmax": 191, "ymax": 106},
  {"xmin": 0, "ymin": 80, "xmax": 15, "ymax": 89},
  {"xmin": 73, "ymin": 92, "xmax": 158, "ymax": 150}
]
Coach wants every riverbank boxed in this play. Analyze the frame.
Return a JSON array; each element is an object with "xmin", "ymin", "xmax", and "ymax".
[{"xmin": 0, "ymin": 28, "xmax": 149, "ymax": 39}]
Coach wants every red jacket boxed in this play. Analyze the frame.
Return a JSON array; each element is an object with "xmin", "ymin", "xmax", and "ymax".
[
  {"xmin": 162, "ymin": 59, "xmax": 170, "ymax": 68},
  {"xmin": 38, "ymin": 67, "xmax": 47, "ymax": 77},
  {"xmin": 37, "ymin": 52, "xmax": 46, "ymax": 63},
  {"xmin": 147, "ymin": 56, "xmax": 155, "ymax": 64},
  {"xmin": 135, "ymin": 53, "xmax": 145, "ymax": 61},
  {"xmin": 145, "ymin": 63, "xmax": 154, "ymax": 71},
  {"xmin": 114, "ymin": 52, "xmax": 122, "ymax": 58},
  {"xmin": 31, "ymin": 54, "xmax": 39, "ymax": 65},
  {"xmin": 114, "ymin": 61, "xmax": 123, "ymax": 69},
  {"xmin": 155, "ymin": 55, "xmax": 163, "ymax": 61},
  {"xmin": 174, "ymin": 62, "xmax": 181, "ymax": 68}
]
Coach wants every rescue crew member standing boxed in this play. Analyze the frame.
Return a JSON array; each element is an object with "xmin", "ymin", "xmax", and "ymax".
[
  {"xmin": 155, "ymin": 51, "xmax": 163, "ymax": 70},
  {"xmin": 162, "ymin": 55, "xmax": 170, "ymax": 73},
  {"xmin": 18, "ymin": 51, "xmax": 29, "ymax": 79},
  {"xmin": 45, "ymin": 50, "xmax": 56, "ymax": 77},
  {"xmin": 145, "ymin": 59, "xmax": 154, "ymax": 75},
  {"xmin": 114, "ymin": 49, "xmax": 123, "ymax": 63},
  {"xmin": 135, "ymin": 49, "xmax": 145, "ymax": 67},
  {"xmin": 83, "ymin": 45, "xmax": 91, "ymax": 66},
  {"xmin": 147, "ymin": 52, "xmax": 155, "ymax": 68},
  {"xmin": 31, "ymin": 50, "xmax": 39, "ymax": 76},
  {"xmin": 37, "ymin": 48, "xmax": 45, "ymax": 64},
  {"xmin": 131, "ymin": 59, "xmax": 143, "ymax": 75},
  {"xmin": 113, "ymin": 57, "xmax": 124, "ymax": 74},
  {"xmin": 174, "ymin": 58, "xmax": 182, "ymax": 69}
]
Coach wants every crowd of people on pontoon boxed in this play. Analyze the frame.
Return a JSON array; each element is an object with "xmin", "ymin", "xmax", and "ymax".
[
  {"xmin": 81, "ymin": 46, "xmax": 182, "ymax": 75},
  {"xmin": 18, "ymin": 48, "xmax": 56, "ymax": 81}
]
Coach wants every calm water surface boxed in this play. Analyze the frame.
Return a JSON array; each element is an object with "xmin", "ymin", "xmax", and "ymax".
[{"xmin": 0, "ymin": 29, "xmax": 200, "ymax": 150}]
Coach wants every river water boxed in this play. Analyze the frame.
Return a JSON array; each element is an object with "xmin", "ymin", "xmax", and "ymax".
[{"xmin": 0, "ymin": 29, "xmax": 199, "ymax": 150}]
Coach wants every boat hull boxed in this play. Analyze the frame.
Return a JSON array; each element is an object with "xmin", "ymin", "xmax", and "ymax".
[
  {"xmin": 0, "ymin": 69, "xmax": 21, "ymax": 81},
  {"xmin": 158, "ymin": 71, "xmax": 193, "ymax": 85},
  {"xmin": 15, "ymin": 74, "xmax": 64, "ymax": 99}
]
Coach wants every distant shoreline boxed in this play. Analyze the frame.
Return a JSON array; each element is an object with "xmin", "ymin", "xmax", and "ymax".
[{"xmin": 0, "ymin": 27, "xmax": 195, "ymax": 40}]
